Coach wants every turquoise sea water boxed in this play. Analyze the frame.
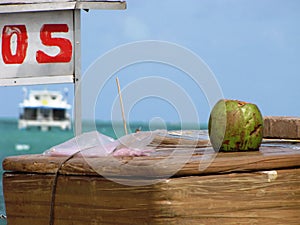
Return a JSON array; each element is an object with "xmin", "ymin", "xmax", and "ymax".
[{"xmin": 0, "ymin": 118, "xmax": 205, "ymax": 224}]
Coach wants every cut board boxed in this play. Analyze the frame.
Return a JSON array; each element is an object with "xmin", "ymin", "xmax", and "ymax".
[{"xmin": 264, "ymin": 116, "xmax": 300, "ymax": 139}]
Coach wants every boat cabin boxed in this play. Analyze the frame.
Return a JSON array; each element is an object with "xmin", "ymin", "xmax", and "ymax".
[{"xmin": 18, "ymin": 90, "xmax": 71, "ymax": 131}]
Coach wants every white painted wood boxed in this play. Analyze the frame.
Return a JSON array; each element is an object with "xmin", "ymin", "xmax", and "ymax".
[
  {"xmin": 0, "ymin": 1, "xmax": 126, "ymax": 13},
  {"xmin": 0, "ymin": 75, "xmax": 73, "ymax": 86},
  {"xmin": 0, "ymin": 10, "xmax": 74, "ymax": 80}
]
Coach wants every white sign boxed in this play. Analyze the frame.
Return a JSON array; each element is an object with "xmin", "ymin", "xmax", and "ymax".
[
  {"xmin": 1, "ymin": 0, "xmax": 69, "ymax": 3},
  {"xmin": 0, "ymin": 10, "xmax": 74, "ymax": 82}
]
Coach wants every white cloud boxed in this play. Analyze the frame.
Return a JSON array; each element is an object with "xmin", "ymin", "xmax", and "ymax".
[
  {"xmin": 123, "ymin": 16, "xmax": 150, "ymax": 40},
  {"xmin": 262, "ymin": 28, "xmax": 286, "ymax": 48}
]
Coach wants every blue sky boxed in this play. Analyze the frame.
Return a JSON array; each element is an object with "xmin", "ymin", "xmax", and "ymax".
[{"xmin": 0, "ymin": 0, "xmax": 299, "ymax": 124}]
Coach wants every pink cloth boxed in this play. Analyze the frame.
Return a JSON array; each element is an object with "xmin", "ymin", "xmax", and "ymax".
[{"xmin": 44, "ymin": 130, "xmax": 164, "ymax": 158}]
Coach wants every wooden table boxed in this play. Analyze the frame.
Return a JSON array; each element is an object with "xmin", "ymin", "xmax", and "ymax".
[{"xmin": 2, "ymin": 139, "xmax": 300, "ymax": 225}]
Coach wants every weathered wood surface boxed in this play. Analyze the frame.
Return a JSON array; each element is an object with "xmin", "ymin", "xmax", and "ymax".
[
  {"xmin": 3, "ymin": 135, "xmax": 300, "ymax": 225},
  {"xmin": 3, "ymin": 143, "xmax": 300, "ymax": 178},
  {"xmin": 3, "ymin": 168, "xmax": 300, "ymax": 225},
  {"xmin": 0, "ymin": 0, "xmax": 127, "ymax": 13},
  {"xmin": 0, "ymin": 0, "xmax": 122, "ymax": 4},
  {"xmin": 264, "ymin": 116, "xmax": 300, "ymax": 139}
]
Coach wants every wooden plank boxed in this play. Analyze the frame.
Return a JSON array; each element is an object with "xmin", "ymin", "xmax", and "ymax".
[
  {"xmin": 3, "ymin": 144, "xmax": 300, "ymax": 177},
  {"xmin": 76, "ymin": 1, "xmax": 126, "ymax": 10},
  {"xmin": 0, "ymin": 0, "xmax": 122, "ymax": 3},
  {"xmin": 0, "ymin": 0, "xmax": 71, "ymax": 3},
  {"xmin": 264, "ymin": 116, "xmax": 300, "ymax": 139},
  {"xmin": 3, "ymin": 168, "xmax": 300, "ymax": 225},
  {"xmin": 0, "ymin": 75, "xmax": 73, "ymax": 86},
  {"xmin": 0, "ymin": 2, "xmax": 76, "ymax": 13},
  {"xmin": 0, "ymin": 1, "xmax": 126, "ymax": 13}
]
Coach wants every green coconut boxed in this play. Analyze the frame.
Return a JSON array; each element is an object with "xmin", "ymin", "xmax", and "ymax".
[{"xmin": 208, "ymin": 99, "xmax": 264, "ymax": 152}]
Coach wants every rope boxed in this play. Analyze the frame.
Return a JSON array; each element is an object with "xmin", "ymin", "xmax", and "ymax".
[
  {"xmin": 48, "ymin": 150, "xmax": 83, "ymax": 225},
  {"xmin": 48, "ymin": 133, "xmax": 113, "ymax": 225}
]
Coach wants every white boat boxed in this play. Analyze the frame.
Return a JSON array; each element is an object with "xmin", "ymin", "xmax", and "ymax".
[{"xmin": 18, "ymin": 89, "xmax": 71, "ymax": 131}]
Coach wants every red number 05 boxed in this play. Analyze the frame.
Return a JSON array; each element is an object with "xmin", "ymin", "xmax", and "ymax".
[
  {"xmin": 1, "ymin": 24, "xmax": 72, "ymax": 64},
  {"xmin": 36, "ymin": 24, "xmax": 72, "ymax": 63}
]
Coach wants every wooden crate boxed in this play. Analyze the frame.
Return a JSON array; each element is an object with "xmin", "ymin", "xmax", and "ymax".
[{"xmin": 3, "ymin": 142, "xmax": 300, "ymax": 225}]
